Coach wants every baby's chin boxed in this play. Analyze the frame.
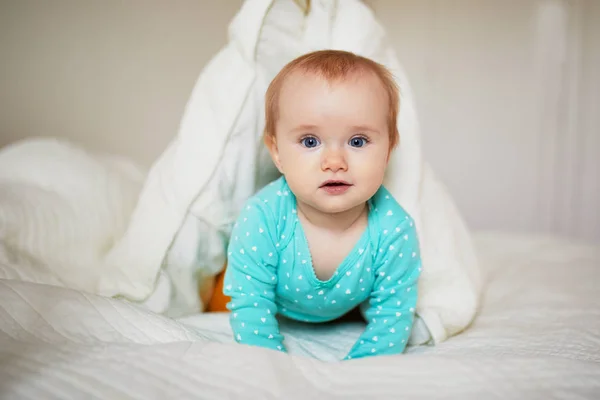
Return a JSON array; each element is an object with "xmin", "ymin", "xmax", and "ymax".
[{"xmin": 310, "ymin": 198, "xmax": 368, "ymax": 216}]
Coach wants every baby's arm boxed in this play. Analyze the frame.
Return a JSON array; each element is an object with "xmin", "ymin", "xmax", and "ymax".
[
  {"xmin": 345, "ymin": 217, "xmax": 422, "ymax": 360},
  {"xmin": 223, "ymin": 201, "xmax": 285, "ymax": 353}
]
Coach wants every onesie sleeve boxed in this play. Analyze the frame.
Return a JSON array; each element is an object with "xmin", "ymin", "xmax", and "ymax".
[
  {"xmin": 223, "ymin": 199, "xmax": 286, "ymax": 353},
  {"xmin": 345, "ymin": 216, "xmax": 422, "ymax": 360}
]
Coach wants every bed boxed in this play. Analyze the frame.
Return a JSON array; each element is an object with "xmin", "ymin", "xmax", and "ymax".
[
  {"xmin": 1, "ymin": 0, "xmax": 599, "ymax": 398},
  {"xmin": 1, "ymin": 232, "xmax": 598, "ymax": 398}
]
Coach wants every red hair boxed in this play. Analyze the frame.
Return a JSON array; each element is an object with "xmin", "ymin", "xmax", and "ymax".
[{"xmin": 263, "ymin": 49, "xmax": 400, "ymax": 149}]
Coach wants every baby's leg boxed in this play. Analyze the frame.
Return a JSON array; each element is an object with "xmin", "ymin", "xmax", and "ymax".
[{"xmin": 407, "ymin": 315, "xmax": 432, "ymax": 345}]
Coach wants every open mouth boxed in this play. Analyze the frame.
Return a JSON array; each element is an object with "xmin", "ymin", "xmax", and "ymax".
[
  {"xmin": 320, "ymin": 180, "xmax": 352, "ymax": 194},
  {"xmin": 320, "ymin": 180, "xmax": 351, "ymax": 188}
]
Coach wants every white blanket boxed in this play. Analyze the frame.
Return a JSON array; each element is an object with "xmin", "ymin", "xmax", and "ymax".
[
  {"xmin": 1, "ymin": 233, "xmax": 598, "ymax": 398},
  {"xmin": 0, "ymin": 139, "xmax": 146, "ymax": 296},
  {"xmin": 0, "ymin": 0, "xmax": 481, "ymax": 344}
]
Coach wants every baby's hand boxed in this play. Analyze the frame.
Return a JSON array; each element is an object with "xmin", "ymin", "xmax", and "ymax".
[
  {"xmin": 345, "ymin": 216, "xmax": 422, "ymax": 360},
  {"xmin": 223, "ymin": 198, "xmax": 286, "ymax": 353}
]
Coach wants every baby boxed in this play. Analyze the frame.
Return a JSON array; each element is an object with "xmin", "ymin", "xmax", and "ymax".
[{"xmin": 223, "ymin": 49, "xmax": 422, "ymax": 360}]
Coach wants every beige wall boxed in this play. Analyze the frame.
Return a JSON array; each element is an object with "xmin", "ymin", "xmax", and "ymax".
[
  {"xmin": 0, "ymin": 0, "xmax": 242, "ymax": 166},
  {"xmin": 0, "ymin": 0, "xmax": 598, "ymax": 242},
  {"xmin": 373, "ymin": 0, "xmax": 599, "ymax": 242},
  {"xmin": 578, "ymin": 0, "xmax": 600, "ymax": 242}
]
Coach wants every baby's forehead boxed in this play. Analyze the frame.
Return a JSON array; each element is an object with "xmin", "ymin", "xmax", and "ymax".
[{"xmin": 277, "ymin": 71, "xmax": 389, "ymax": 128}]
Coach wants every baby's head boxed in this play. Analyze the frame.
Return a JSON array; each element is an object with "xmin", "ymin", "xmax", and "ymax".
[{"xmin": 264, "ymin": 50, "xmax": 400, "ymax": 215}]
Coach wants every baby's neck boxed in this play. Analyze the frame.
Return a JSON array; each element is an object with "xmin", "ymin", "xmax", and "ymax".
[{"xmin": 297, "ymin": 201, "xmax": 367, "ymax": 233}]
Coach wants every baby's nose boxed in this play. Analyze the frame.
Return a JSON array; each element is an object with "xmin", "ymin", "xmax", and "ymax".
[{"xmin": 321, "ymin": 149, "xmax": 348, "ymax": 171}]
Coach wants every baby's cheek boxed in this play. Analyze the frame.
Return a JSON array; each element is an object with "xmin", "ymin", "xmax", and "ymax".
[{"xmin": 355, "ymin": 164, "xmax": 386, "ymax": 197}]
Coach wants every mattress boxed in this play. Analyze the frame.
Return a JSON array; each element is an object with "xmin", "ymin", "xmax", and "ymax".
[{"xmin": 1, "ymin": 232, "xmax": 599, "ymax": 399}]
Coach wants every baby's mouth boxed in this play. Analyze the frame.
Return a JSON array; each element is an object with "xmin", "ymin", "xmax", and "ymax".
[
  {"xmin": 320, "ymin": 180, "xmax": 351, "ymax": 188},
  {"xmin": 319, "ymin": 180, "xmax": 353, "ymax": 195}
]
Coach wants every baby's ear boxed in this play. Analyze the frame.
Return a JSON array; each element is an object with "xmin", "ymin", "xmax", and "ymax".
[{"xmin": 264, "ymin": 134, "xmax": 284, "ymax": 173}]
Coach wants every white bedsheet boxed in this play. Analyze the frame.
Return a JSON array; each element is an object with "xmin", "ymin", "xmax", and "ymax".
[{"xmin": 1, "ymin": 233, "xmax": 599, "ymax": 399}]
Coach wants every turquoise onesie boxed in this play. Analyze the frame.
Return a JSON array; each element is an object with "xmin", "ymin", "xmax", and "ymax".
[{"xmin": 223, "ymin": 176, "xmax": 422, "ymax": 360}]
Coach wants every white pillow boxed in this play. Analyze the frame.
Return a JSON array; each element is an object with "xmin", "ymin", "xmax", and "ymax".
[{"xmin": 0, "ymin": 138, "xmax": 145, "ymax": 297}]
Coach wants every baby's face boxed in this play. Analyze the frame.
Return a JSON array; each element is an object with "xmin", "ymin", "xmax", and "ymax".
[{"xmin": 269, "ymin": 71, "xmax": 391, "ymax": 215}]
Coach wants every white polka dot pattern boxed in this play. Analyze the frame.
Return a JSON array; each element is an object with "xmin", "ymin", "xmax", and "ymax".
[{"xmin": 223, "ymin": 177, "xmax": 422, "ymax": 360}]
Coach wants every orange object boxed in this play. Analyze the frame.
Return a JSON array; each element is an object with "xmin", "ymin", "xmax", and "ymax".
[{"xmin": 206, "ymin": 266, "xmax": 231, "ymax": 312}]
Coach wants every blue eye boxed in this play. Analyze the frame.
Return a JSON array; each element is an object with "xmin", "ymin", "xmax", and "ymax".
[
  {"xmin": 301, "ymin": 136, "xmax": 320, "ymax": 148},
  {"xmin": 349, "ymin": 136, "xmax": 367, "ymax": 148}
]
